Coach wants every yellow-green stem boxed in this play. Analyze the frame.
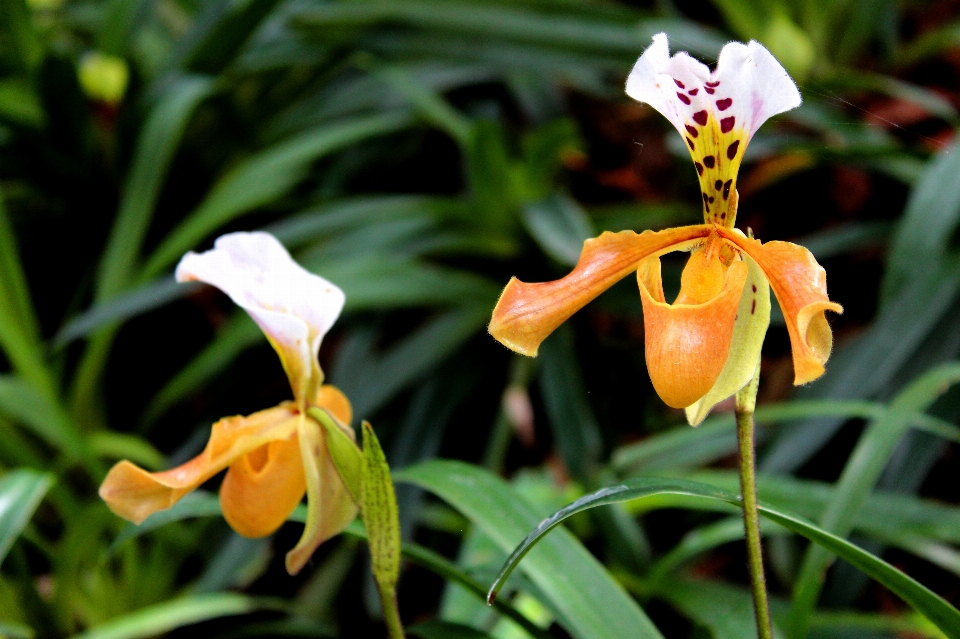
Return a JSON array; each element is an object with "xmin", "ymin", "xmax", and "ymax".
[
  {"xmin": 736, "ymin": 369, "xmax": 773, "ymax": 639},
  {"xmin": 377, "ymin": 582, "xmax": 405, "ymax": 639}
]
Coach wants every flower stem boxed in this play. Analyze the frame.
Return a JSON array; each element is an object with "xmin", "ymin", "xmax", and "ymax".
[
  {"xmin": 735, "ymin": 364, "xmax": 773, "ymax": 639},
  {"xmin": 377, "ymin": 582, "xmax": 405, "ymax": 639}
]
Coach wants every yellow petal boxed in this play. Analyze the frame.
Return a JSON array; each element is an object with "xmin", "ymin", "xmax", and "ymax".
[
  {"xmin": 285, "ymin": 416, "xmax": 359, "ymax": 575},
  {"xmin": 638, "ymin": 243, "xmax": 748, "ymax": 408},
  {"xmin": 489, "ymin": 225, "xmax": 712, "ymax": 356},
  {"xmin": 220, "ymin": 434, "xmax": 306, "ymax": 538},
  {"xmin": 99, "ymin": 404, "xmax": 299, "ymax": 524},
  {"xmin": 685, "ymin": 251, "xmax": 771, "ymax": 425},
  {"xmin": 719, "ymin": 229, "xmax": 843, "ymax": 385}
]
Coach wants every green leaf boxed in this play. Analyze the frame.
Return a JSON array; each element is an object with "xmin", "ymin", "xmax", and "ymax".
[
  {"xmin": 95, "ymin": 75, "xmax": 214, "ymax": 302},
  {"xmin": 332, "ymin": 305, "xmax": 491, "ymax": 419},
  {"xmin": 0, "ymin": 469, "xmax": 53, "ymax": 565},
  {"xmin": 0, "ymin": 375, "xmax": 89, "ymax": 461},
  {"xmin": 70, "ymin": 593, "xmax": 262, "ymax": 639},
  {"xmin": 140, "ymin": 314, "xmax": 262, "ymax": 428},
  {"xmin": 141, "ymin": 112, "xmax": 411, "ymax": 280},
  {"xmin": 486, "ymin": 477, "xmax": 960, "ymax": 639},
  {"xmin": 788, "ymin": 362, "xmax": 960, "ymax": 637},
  {"xmin": 884, "ymin": 140, "xmax": 960, "ymax": 301},
  {"xmin": 181, "ymin": 0, "xmax": 285, "ymax": 74},
  {"xmin": 55, "ymin": 278, "xmax": 199, "ymax": 347},
  {"xmin": 360, "ymin": 423, "xmax": 401, "ymax": 588},
  {"xmin": 396, "ymin": 460, "xmax": 665, "ymax": 639},
  {"xmin": 0, "ymin": 78, "xmax": 43, "ymax": 127},
  {"xmin": 537, "ymin": 325, "xmax": 602, "ymax": 480},
  {"xmin": 521, "ymin": 193, "xmax": 593, "ymax": 266},
  {"xmin": 409, "ymin": 620, "xmax": 496, "ymax": 639}
]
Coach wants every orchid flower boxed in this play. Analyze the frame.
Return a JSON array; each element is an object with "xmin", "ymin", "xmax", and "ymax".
[
  {"xmin": 489, "ymin": 34, "xmax": 842, "ymax": 425},
  {"xmin": 99, "ymin": 232, "xmax": 357, "ymax": 575}
]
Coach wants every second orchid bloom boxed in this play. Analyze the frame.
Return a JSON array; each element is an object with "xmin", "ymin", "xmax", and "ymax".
[
  {"xmin": 99, "ymin": 232, "xmax": 357, "ymax": 575},
  {"xmin": 489, "ymin": 34, "xmax": 842, "ymax": 425}
]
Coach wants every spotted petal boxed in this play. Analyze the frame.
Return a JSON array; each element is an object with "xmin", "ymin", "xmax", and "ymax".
[
  {"xmin": 489, "ymin": 225, "xmax": 712, "ymax": 356},
  {"xmin": 626, "ymin": 33, "xmax": 801, "ymax": 226},
  {"xmin": 176, "ymin": 232, "xmax": 345, "ymax": 408}
]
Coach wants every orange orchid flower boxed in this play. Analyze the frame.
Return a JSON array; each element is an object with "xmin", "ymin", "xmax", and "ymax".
[
  {"xmin": 99, "ymin": 232, "xmax": 358, "ymax": 574},
  {"xmin": 489, "ymin": 34, "xmax": 842, "ymax": 425}
]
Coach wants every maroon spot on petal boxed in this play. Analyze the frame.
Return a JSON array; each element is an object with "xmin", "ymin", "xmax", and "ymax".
[
  {"xmin": 708, "ymin": 196, "xmax": 714, "ymax": 203},
  {"xmin": 751, "ymin": 299, "xmax": 756, "ymax": 315},
  {"xmin": 751, "ymin": 284, "xmax": 757, "ymax": 293},
  {"xmin": 720, "ymin": 116, "xmax": 736, "ymax": 133},
  {"xmin": 723, "ymin": 179, "xmax": 732, "ymax": 200},
  {"xmin": 715, "ymin": 180, "xmax": 722, "ymax": 190},
  {"xmin": 705, "ymin": 80, "xmax": 720, "ymax": 87},
  {"xmin": 705, "ymin": 87, "xmax": 715, "ymax": 94},
  {"xmin": 674, "ymin": 78, "xmax": 685, "ymax": 89},
  {"xmin": 677, "ymin": 92, "xmax": 691, "ymax": 105},
  {"xmin": 716, "ymin": 98, "xmax": 733, "ymax": 111},
  {"xmin": 692, "ymin": 110, "xmax": 708, "ymax": 126},
  {"xmin": 720, "ymin": 212, "xmax": 726, "ymax": 219},
  {"xmin": 685, "ymin": 124, "xmax": 698, "ymax": 138},
  {"xmin": 695, "ymin": 162, "xmax": 704, "ymax": 176},
  {"xmin": 686, "ymin": 137, "xmax": 695, "ymax": 150},
  {"xmin": 702, "ymin": 192, "xmax": 709, "ymax": 203},
  {"xmin": 727, "ymin": 140, "xmax": 740, "ymax": 160},
  {"xmin": 688, "ymin": 88, "xmax": 699, "ymax": 96},
  {"xmin": 703, "ymin": 155, "xmax": 715, "ymax": 168}
]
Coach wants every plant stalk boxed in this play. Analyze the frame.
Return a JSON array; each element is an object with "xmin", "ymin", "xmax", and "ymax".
[
  {"xmin": 736, "ymin": 363, "xmax": 773, "ymax": 639},
  {"xmin": 377, "ymin": 582, "xmax": 405, "ymax": 639}
]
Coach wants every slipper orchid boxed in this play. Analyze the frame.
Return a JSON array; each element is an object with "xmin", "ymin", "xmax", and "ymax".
[
  {"xmin": 99, "ymin": 232, "xmax": 357, "ymax": 574},
  {"xmin": 489, "ymin": 34, "xmax": 842, "ymax": 425}
]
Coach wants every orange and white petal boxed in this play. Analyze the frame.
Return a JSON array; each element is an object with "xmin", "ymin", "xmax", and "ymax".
[
  {"xmin": 685, "ymin": 252, "xmax": 771, "ymax": 425},
  {"xmin": 99, "ymin": 404, "xmax": 299, "ymax": 524},
  {"xmin": 718, "ymin": 229, "xmax": 843, "ymax": 385},
  {"xmin": 626, "ymin": 34, "xmax": 800, "ymax": 225},
  {"xmin": 176, "ymin": 232, "xmax": 345, "ymax": 407},
  {"xmin": 638, "ymin": 249, "xmax": 748, "ymax": 409},
  {"xmin": 285, "ymin": 417, "xmax": 359, "ymax": 575},
  {"xmin": 489, "ymin": 225, "xmax": 712, "ymax": 356}
]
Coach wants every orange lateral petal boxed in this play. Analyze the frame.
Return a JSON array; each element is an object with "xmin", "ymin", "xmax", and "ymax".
[
  {"xmin": 99, "ymin": 403, "xmax": 299, "ymax": 524},
  {"xmin": 489, "ymin": 225, "xmax": 712, "ymax": 356},
  {"xmin": 719, "ymin": 230, "xmax": 843, "ymax": 385},
  {"xmin": 220, "ymin": 434, "xmax": 306, "ymax": 538},
  {"xmin": 315, "ymin": 384, "xmax": 352, "ymax": 425},
  {"xmin": 639, "ymin": 250, "xmax": 748, "ymax": 408}
]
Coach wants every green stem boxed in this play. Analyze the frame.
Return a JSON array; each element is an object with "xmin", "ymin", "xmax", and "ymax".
[
  {"xmin": 377, "ymin": 582, "xmax": 405, "ymax": 639},
  {"xmin": 736, "ymin": 364, "xmax": 773, "ymax": 639}
]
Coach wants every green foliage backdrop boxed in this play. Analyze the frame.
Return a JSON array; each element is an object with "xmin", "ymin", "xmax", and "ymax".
[{"xmin": 2, "ymin": 0, "xmax": 960, "ymax": 637}]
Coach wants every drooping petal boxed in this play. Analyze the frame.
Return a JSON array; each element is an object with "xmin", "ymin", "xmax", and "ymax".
[
  {"xmin": 718, "ymin": 229, "xmax": 843, "ymax": 385},
  {"xmin": 638, "ymin": 245, "xmax": 748, "ymax": 408},
  {"xmin": 99, "ymin": 404, "xmax": 299, "ymax": 524},
  {"xmin": 685, "ymin": 251, "xmax": 771, "ymax": 425},
  {"xmin": 626, "ymin": 34, "xmax": 801, "ymax": 226},
  {"xmin": 218, "ymin": 385, "xmax": 354, "ymax": 539},
  {"xmin": 489, "ymin": 225, "xmax": 711, "ymax": 356},
  {"xmin": 176, "ymin": 232, "xmax": 345, "ymax": 407},
  {"xmin": 286, "ymin": 415, "xmax": 359, "ymax": 575}
]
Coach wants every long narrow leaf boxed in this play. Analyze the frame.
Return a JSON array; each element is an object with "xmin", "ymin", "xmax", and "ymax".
[
  {"xmin": 0, "ymin": 469, "xmax": 53, "ymax": 564},
  {"xmin": 486, "ymin": 477, "xmax": 960, "ymax": 638},
  {"xmin": 397, "ymin": 460, "xmax": 665, "ymax": 639}
]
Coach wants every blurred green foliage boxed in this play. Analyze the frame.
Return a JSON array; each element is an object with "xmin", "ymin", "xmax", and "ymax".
[{"xmin": 2, "ymin": 0, "xmax": 960, "ymax": 637}]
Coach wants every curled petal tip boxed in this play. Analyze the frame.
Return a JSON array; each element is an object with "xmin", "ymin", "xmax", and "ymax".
[{"xmin": 792, "ymin": 301, "xmax": 844, "ymax": 385}]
